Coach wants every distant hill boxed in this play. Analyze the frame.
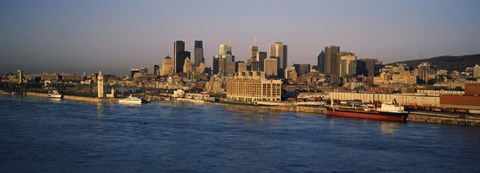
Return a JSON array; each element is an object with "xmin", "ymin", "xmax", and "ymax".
[{"xmin": 389, "ymin": 54, "xmax": 480, "ymax": 72}]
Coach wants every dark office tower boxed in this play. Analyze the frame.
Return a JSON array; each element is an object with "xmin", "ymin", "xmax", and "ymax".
[
  {"xmin": 247, "ymin": 57, "xmax": 255, "ymax": 71},
  {"xmin": 252, "ymin": 61, "xmax": 264, "ymax": 72},
  {"xmin": 176, "ymin": 51, "xmax": 191, "ymax": 73},
  {"xmin": 293, "ymin": 64, "xmax": 311, "ymax": 75},
  {"xmin": 213, "ymin": 57, "xmax": 220, "ymax": 75},
  {"xmin": 194, "ymin": 40, "xmax": 204, "ymax": 67},
  {"xmin": 358, "ymin": 59, "xmax": 376, "ymax": 77},
  {"xmin": 282, "ymin": 45, "xmax": 288, "ymax": 70},
  {"xmin": 356, "ymin": 60, "xmax": 367, "ymax": 76},
  {"xmin": 174, "ymin": 40, "xmax": 185, "ymax": 73},
  {"xmin": 324, "ymin": 45, "xmax": 340, "ymax": 75},
  {"xmin": 256, "ymin": 52, "xmax": 267, "ymax": 62},
  {"xmin": 153, "ymin": 65, "xmax": 160, "ymax": 76},
  {"xmin": 317, "ymin": 51, "xmax": 325, "ymax": 73}
]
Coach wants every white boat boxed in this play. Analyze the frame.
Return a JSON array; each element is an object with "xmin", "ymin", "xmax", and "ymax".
[
  {"xmin": 48, "ymin": 90, "xmax": 63, "ymax": 99},
  {"xmin": 118, "ymin": 95, "xmax": 146, "ymax": 104}
]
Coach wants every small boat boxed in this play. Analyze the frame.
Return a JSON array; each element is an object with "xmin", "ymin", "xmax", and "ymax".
[
  {"xmin": 48, "ymin": 90, "xmax": 63, "ymax": 99},
  {"xmin": 118, "ymin": 95, "xmax": 147, "ymax": 104}
]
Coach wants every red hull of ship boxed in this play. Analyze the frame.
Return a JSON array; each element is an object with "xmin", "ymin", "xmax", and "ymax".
[{"xmin": 326, "ymin": 110, "xmax": 407, "ymax": 122}]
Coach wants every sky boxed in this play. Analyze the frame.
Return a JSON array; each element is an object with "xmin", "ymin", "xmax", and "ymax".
[{"xmin": 1, "ymin": 0, "xmax": 479, "ymax": 75}]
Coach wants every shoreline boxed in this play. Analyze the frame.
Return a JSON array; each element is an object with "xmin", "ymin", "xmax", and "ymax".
[
  {"xmin": 2, "ymin": 90, "xmax": 479, "ymax": 127},
  {"xmin": 0, "ymin": 90, "xmax": 118, "ymax": 103}
]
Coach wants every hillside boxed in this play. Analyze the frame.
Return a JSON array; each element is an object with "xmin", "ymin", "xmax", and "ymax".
[{"xmin": 389, "ymin": 54, "xmax": 480, "ymax": 72}]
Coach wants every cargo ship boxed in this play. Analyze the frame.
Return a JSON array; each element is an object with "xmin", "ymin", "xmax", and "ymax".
[{"xmin": 326, "ymin": 99, "xmax": 408, "ymax": 122}]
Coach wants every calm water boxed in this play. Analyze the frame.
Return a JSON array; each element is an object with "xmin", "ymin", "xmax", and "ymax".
[{"xmin": 0, "ymin": 95, "xmax": 479, "ymax": 172}]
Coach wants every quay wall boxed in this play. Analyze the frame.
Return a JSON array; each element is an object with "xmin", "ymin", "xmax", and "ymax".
[
  {"xmin": 267, "ymin": 105, "xmax": 326, "ymax": 113},
  {"xmin": 24, "ymin": 92, "xmax": 108, "ymax": 103},
  {"xmin": 0, "ymin": 90, "xmax": 11, "ymax": 95},
  {"xmin": 63, "ymin": 95, "xmax": 102, "ymax": 102},
  {"xmin": 407, "ymin": 113, "xmax": 480, "ymax": 126},
  {"xmin": 25, "ymin": 92, "xmax": 49, "ymax": 97}
]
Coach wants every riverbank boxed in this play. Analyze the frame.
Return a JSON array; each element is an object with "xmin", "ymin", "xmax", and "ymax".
[
  {"xmin": 216, "ymin": 100, "xmax": 327, "ymax": 114},
  {"xmin": 216, "ymin": 100, "xmax": 480, "ymax": 127},
  {"xmin": 4, "ymin": 90, "xmax": 479, "ymax": 127},
  {"xmin": 0, "ymin": 90, "xmax": 118, "ymax": 103},
  {"xmin": 408, "ymin": 112, "xmax": 480, "ymax": 126}
]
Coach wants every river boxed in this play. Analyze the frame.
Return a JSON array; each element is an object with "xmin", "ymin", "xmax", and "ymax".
[{"xmin": 0, "ymin": 95, "xmax": 479, "ymax": 172}]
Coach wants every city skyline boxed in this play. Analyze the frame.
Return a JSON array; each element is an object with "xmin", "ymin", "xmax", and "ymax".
[{"xmin": 1, "ymin": 0, "xmax": 479, "ymax": 75}]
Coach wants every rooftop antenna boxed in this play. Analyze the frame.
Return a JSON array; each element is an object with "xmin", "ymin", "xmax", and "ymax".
[
  {"xmin": 228, "ymin": 33, "xmax": 232, "ymax": 45},
  {"xmin": 254, "ymin": 36, "xmax": 257, "ymax": 45}
]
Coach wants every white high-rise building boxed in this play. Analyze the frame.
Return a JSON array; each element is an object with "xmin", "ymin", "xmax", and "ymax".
[
  {"xmin": 213, "ymin": 44, "xmax": 235, "ymax": 76},
  {"xmin": 219, "ymin": 44, "xmax": 232, "ymax": 55}
]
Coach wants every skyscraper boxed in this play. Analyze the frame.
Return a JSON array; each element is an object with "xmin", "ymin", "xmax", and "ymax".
[
  {"xmin": 160, "ymin": 56, "xmax": 174, "ymax": 76},
  {"xmin": 264, "ymin": 57, "xmax": 278, "ymax": 76},
  {"xmin": 213, "ymin": 44, "xmax": 235, "ymax": 76},
  {"xmin": 219, "ymin": 44, "xmax": 232, "ymax": 55},
  {"xmin": 324, "ymin": 45, "xmax": 340, "ymax": 75},
  {"xmin": 339, "ymin": 54, "xmax": 357, "ymax": 77},
  {"xmin": 269, "ymin": 42, "xmax": 288, "ymax": 71},
  {"xmin": 293, "ymin": 64, "xmax": 311, "ymax": 76},
  {"xmin": 176, "ymin": 51, "xmax": 191, "ymax": 73},
  {"xmin": 317, "ymin": 51, "xmax": 325, "ymax": 73},
  {"xmin": 183, "ymin": 57, "xmax": 193, "ymax": 74},
  {"xmin": 153, "ymin": 65, "xmax": 160, "ymax": 76},
  {"xmin": 256, "ymin": 51, "xmax": 267, "ymax": 62},
  {"xmin": 174, "ymin": 40, "xmax": 185, "ymax": 73},
  {"xmin": 417, "ymin": 62, "xmax": 432, "ymax": 85},
  {"xmin": 194, "ymin": 40, "xmax": 204, "ymax": 67},
  {"xmin": 250, "ymin": 45, "xmax": 258, "ymax": 59},
  {"xmin": 358, "ymin": 59, "xmax": 376, "ymax": 77}
]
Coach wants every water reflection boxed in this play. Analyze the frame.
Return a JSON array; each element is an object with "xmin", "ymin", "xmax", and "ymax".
[
  {"xmin": 96, "ymin": 103, "xmax": 104, "ymax": 129},
  {"xmin": 48, "ymin": 98, "xmax": 62, "ymax": 103},
  {"xmin": 96, "ymin": 103, "xmax": 104, "ymax": 118},
  {"xmin": 380, "ymin": 122, "xmax": 400, "ymax": 135},
  {"xmin": 225, "ymin": 104, "xmax": 282, "ymax": 126}
]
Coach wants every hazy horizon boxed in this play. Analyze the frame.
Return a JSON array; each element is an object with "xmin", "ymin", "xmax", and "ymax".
[{"xmin": 1, "ymin": 0, "xmax": 479, "ymax": 75}]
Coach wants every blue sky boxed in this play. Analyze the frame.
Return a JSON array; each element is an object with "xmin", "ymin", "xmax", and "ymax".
[{"xmin": 1, "ymin": 0, "xmax": 479, "ymax": 75}]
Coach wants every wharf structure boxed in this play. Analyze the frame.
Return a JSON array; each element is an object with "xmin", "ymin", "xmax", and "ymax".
[
  {"xmin": 326, "ymin": 91, "xmax": 440, "ymax": 107},
  {"xmin": 326, "ymin": 83, "xmax": 480, "ymax": 109}
]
